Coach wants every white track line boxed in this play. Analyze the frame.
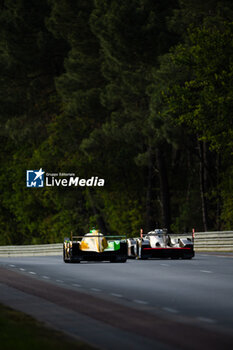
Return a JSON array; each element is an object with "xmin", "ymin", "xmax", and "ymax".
[
  {"xmin": 72, "ymin": 283, "xmax": 81, "ymax": 287},
  {"xmin": 19, "ymin": 268, "xmax": 25, "ymax": 271},
  {"xmin": 56, "ymin": 280, "xmax": 64, "ymax": 283},
  {"xmin": 162, "ymin": 307, "xmax": 179, "ymax": 314},
  {"xmin": 9, "ymin": 264, "xmax": 15, "ymax": 267},
  {"xmin": 160, "ymin": 263, "xmax": 169, "ymax": 266},
  {"xmin": 200, "ymin": 270, "xmax": 213, "ymax": 273},
  {"xmin": 111, "ymin": 293, "xmax": 123, "ymax": 298},
  {"xmin": 197, "ymin": 317, "xmax": 216, "ymax": 324},
  {"xmin": 29, "ymin": 271, "xmax": 36, "ymax": 275},
  {"xmin": 90, "ymin": 288, "xmax": 101, "ymax": 292},
  {"xmin": 133, "ymin": 299, "xmax": 148, "ymax": 305},
  {"xmin": 42, "ymin": 275, "xmax": 50, "ymax": 279}
]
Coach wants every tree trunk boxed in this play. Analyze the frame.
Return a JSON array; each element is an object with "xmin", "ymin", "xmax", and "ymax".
[
  {"xmin": 146, "ymin": 146, "xmax": 155, "ymax": 232},
  {"xmin": 198, "ymin": 140, "xmax": 208, "ymax": 231},
  {"xmin": 87, "ymin": 190, "xmax": 107, "ymax": 234},
  {"xmin": 216, "ymin": 153, "xmax": 221, "ymax": 230},
  {"xmin": 156, "ymin": 145, "xmax": 171, "ymax": 231}
]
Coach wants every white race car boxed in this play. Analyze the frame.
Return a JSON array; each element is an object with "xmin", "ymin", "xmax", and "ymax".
[{"xmin": 127, "ymin": 229, "xmax": 194, "ymax": 259}]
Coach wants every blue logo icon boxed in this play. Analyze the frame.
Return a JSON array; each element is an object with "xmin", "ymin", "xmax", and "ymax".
[{"xmin": 26, "ymin": 169, "xmax": 44, "ymax": 187}]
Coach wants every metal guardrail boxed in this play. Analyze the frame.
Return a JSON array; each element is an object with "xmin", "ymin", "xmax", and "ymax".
[
  {"xmin": 0, "ymin": 231, "xmax": 232, "ymax": 256},
  {"xmin": 0, "ymin": 243, "xmax": 62, "ymax": 257},
  {"xmin": 193, "ymin": 231, "xmax": 233, "ymax": 252}
]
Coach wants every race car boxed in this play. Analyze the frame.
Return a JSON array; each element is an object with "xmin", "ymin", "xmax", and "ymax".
[
  {"xmin": 63, "ymin": 230, "xmax": 128, "ymax": 263},
  {"xmin": 127, "ymin": 229, "xmax": 194, "ymax": 259}
]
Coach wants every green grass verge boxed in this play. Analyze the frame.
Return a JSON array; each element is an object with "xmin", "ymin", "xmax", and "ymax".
[{"xmin": 0, "ymin": 304, "xmax": 96, "ymax": 350}]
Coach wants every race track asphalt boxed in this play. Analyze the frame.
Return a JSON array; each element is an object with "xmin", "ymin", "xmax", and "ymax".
[{"xmin": 0, "ymin": 253, "xmax": 233, "ymax": 350}]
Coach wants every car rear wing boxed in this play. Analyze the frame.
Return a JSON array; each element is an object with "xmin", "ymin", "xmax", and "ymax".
[{"xmin": 69, "ymin": 234, "xmax": 127, "ymax": 242}]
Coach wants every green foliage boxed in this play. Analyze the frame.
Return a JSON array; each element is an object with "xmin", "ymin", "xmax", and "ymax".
[
  {"xmin": 221, "ymin": 166, "xmax": 233, "ymax": 229},
  {"xmin": 167, "ymin": 22, "xmax": 233, "ymax": 152},
  {"xmin": 160, "ymin": 18, "xmax": 233, "ymax": 228},
  {"xmin": 0, "ymin": 304, "xmax": 94, "ymax": 350},
  {"xmin": 101, "ymin": 194, "xmax": 143, "ymax": 237},
  {"xmin": 0, "ymin": 0, "xmax": 233, "ymax": 244}
]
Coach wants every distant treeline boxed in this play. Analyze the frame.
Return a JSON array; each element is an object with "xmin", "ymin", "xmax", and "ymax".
[{"xmin": 0, "ymin": 0, "xmax": 233, "ymax": 244}]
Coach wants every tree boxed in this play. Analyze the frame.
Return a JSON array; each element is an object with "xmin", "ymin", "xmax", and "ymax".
[
  {"xmin": 0, "ymin": 0, "xmax": 68, "ymax": 243},
  {"xmin": 88, "ymin": 0, "xmax": 178, "ymax": 231},
  {"xmin": 162, "ymin": 20, "xmax": 233, "ymax": 229}
]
